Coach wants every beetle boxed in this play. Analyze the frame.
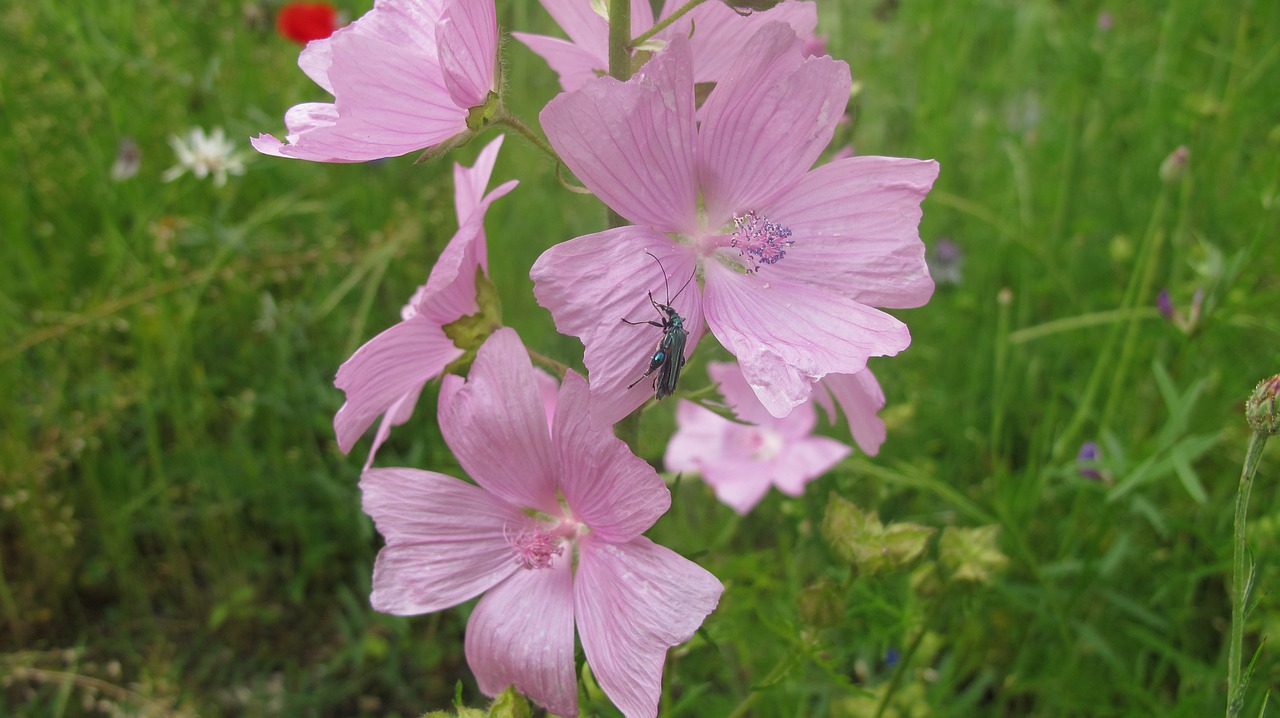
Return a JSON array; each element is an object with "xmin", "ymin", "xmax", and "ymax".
[{"xmin": 623, "ymin": 252, "xmax": 695, "ymax": 399}]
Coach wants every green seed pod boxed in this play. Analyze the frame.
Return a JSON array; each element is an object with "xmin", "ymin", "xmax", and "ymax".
[{"xmin": 1246, "ymin": 374, "xmax": 1280, "ymax": 436}]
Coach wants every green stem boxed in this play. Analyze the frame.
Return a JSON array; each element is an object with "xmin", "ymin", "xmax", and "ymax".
[
  {"xmin": 725, "ymin": 640, "xmax": 811, "ymax": 718},
  {"xmin": 1228, "ymin": 431, "xmax": 1270, "ymax": 716},
  {"xmin": 608, "ymin": 0, "xmax": 633, "ymax": 81},
  {"xmin": 632, "ymin": 0, "xmax": 712, "ymax": 47},
  {"xmin": 874, "ymin": 595, "xmax": 946, "ymax": 718},
  {"xmin": 495, "ymin": 110, "xmax": 559, "ymax": 164}
]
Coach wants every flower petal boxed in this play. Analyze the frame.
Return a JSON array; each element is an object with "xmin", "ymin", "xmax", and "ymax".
[
  {"xmin": 702, "ymin": 260, "xmax": 909, "ymax": 417},
  {"xmin": 540, "ymin": 35, "xmax": 698, "ymax": 232},
  {"xmin": 657, "ymin": 0, "xmax": 819, "ymax": 84},
  {"xmin": 363, "ymin": 380, "xmax": 427, "ymax": 469},
  {"xmin": 466, "ymin": 557, "xmax": 578, "ymax": 716},
  {"xmin": 454, "ymin": 134, "xmax": 505, "ymax": 220},
  {"xmin": 555, "ymin": 373, "xmax": 670, "ymax": 543},
  {"xmin": 531, "ymin": 227, "xmax": 704, "ymax": 425},
  {"xmin": 511, "ymin": 31, "xmax": 607, "ymax": 92},
  {"xmin": 765, "ymin": 156, "xmax": 939, "ymax": 308},
  {"xmin": 820, "ymin": 369, "xmax": 887, "ymax": 456},
  {"xmin": 575, "ymin": 536, "xmax": 722, "ymax": 718},
  {"xmin": 664, "ymin": 400, "xmax": 732, "ymax": 476},
  {"xmin": 768, "ymin": 436, "xmax": 851, "ymax": 495},
  {"xmin": 334, "ymin": 317, "xmax": 463, "ymax": 455},
  {"xmin": 439, "ymin": 328, "xmax": 561, "ymax": 514},
  {"xmin": 296, "ymin": 0, "xmax": 445, "ymax": 93},
  {"xmin": 698, "ymin": 23, "xmax": 851, "ymax": 222},
  {"xmin": 438, "ymin": 0, "xmax": 498, "ymax": 109},
  {"xmin": 361, "ymin": 467, "xmax": 524, "ymax": 614}
]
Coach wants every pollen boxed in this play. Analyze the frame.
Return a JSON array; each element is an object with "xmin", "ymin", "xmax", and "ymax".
[
  {"xmin": 508, "ymin": 526, "xmax": 564, "ymax": 570},
  {"xmin": 730, "ymin": 210, "xmax": 794, "ymax": 273}
]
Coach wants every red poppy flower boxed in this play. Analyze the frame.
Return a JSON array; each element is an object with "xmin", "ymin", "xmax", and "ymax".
[{"xmin": 276, "ymin": 2, "xmax": 337, "ymax": 45}]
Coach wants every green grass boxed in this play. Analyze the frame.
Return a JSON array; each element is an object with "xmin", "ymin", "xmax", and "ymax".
[{"xmin": 2, "ymin": 0, "xmax": 1278, "ymax": 715}]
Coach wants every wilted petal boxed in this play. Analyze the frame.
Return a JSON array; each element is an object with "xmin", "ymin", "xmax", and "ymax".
[
  {"xmin": 361, "ymin": 467, "xmax": 524, "ymax": 614},
  {"xmin": 540, "ymin": 34, "xmax": 698, "ymax": 232},
  {"xmin": 765, "ymin": 156, "xmax": 938, "ymax": 308},
  {"xmin": 334, "ymin": 317, "xmax": 463, "ymax": 455},
  {"xmin": 698, "ymin": 23, "xmax": 851, "ymax": 222},
  {"xmin": 555, "ymin": 373, "xmax": 670, "ymax": 543},
  {"xmin": 439, "ymin": 329, "xmax": 560, "ymax": 514},
  {"xmin": 575, "ymin": 537, "xmax": 722, "ymax": 718},
  {"xmin": 702, "ymin": 261, "xmax": 909, "ymax": 417},
  {"xmin": 466, "ymin": 558, "xmax": 578, "ymax": 716},
  {"xmin": 531, "ymin": 227, "xmax": 703, "ymax": 425},
  {"xmin": 438, "ymin": 0, "xmax": 498, "ymax": 108}
]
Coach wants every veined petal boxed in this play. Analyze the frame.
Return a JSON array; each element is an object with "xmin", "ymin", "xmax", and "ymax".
[
  {"xmin": 540, "ymin": 35, "xmax": 698, "ymax": 232},
  {"xmin": 364, "ymin": 380, "xmax": 427, "ymax": 469},
  {"xmin": 466, "ymin": 557, "xmax": 578, "ymax": 716},
  {"xmin": 511, "ymin": 32, "xmax": 605, "ymax": 93},
  {"xmin": 531, "ymin": 228, "xmax": 704, "ymax": 425},
  {"xmin": 705, "ymin": 360, "xmax": 816, "ymax": 432},
  {"xmin": 702, "ymin": 261, "xmax": 909, "ymax": 418},
  {"xmin": 297, "ymin": 0, "xmax": 446, "ymax": 93},
  {"xmin": 334, "ymin": 317, "xmax": 463, "ymax": 455},
  {"xmin": 698, "ymin": 23, "xmax": 851, "ymax": 222},
  {"xmin": 262, "ymin": 33, "xmax": 466, "ymax": 162},
  {"xmin": 438, "ymin": 0, "xmax": 498, "ymax": 109},
  {"xmin": 657, "ymin": 0, "xmax": 819, "ymax": 84},
  {"xmin": 439, "ymin": 329, "xmax": 560, "ymax": 514},
  {"xmin": 360, "ymin": 467, "xmax": 524, "ymax": 614},
  {"xmin": 765, "ymin": 156, "xmax": 939, "ymax": 308},
  {"xmin": 454, "ymin": 135, "xmax": 504, "ymax": 220},
  {"xmin": 555, "ymin": 373, "xmax": 670, "ymax": 543},
  {"xmin": 575, "ymin": 537, "xmax": 722, "ymax": 718},
  {"xmin": 820, "ymin": 369, "xmax": 887, "ymax": 456}
]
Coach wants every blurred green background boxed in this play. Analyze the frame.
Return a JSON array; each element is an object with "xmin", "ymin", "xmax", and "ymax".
[{"xmin": 2, "ymin": 0, "xmax": 1278, "ymax": 715}]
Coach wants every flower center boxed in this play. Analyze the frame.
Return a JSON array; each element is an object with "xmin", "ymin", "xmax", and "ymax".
[
  {"xmin": 730, "ymin": 210, "xmax": 793, "ymax": 273},
  {"xmin": 508, "ymin": 525, "xmax": 564, "ymax": 570},
  {"xmin": 739, "ymin": 425, "xmax": 785, "ymax": 461}
]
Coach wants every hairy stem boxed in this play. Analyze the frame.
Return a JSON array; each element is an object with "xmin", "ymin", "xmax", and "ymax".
[
  {"xmin": 1228, "ymin": 431, "xmax": 1270, "ymax": 715},
  {"xmin": 632, "ymin": 0, "xmax": 713, "ymax": 48}
]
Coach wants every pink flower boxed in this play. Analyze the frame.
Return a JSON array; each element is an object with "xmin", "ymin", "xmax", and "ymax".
[
  {"xmin": 361, "ymin": 328, "xmax": 722, "ymax": 718},
  {"xmin": 665, "ymin": 361, "xmax": 851, "ymax": 513},
  {"xmin": 812, "ymin": 369, "xmax": 888, "ymax": 457},
  {"xmin": 513, "ymin": 0, "xmax": 818, "ymax": 92},
  {"xmin": 253, "ymin": 0, "xmax": 498, "ymax": 162},
  {"xmin": 530, "ymin": 27, "xmax": 938, "ymax": 424},
  {"xmin": 334, "ymin": 136, "xmax": 516, "ymax": 466}
]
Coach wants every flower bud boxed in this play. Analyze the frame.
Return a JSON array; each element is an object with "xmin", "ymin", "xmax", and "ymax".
[
  {"xmin": 821, "ymin": 493, "xmax": 934, "ymax": 576},
  {"xmin": 939, "ymin": 525, "xmax": 1008, "ymax": 584},
  {"xmin": 798, "ymin": 579, "xmax": 844, "ymax": 630},
  {"xmin": 1159, "ymin": 145, "xmax": 1189, "ymax": 185},
  {"xmin": 1246, "ymin": 374, "xmax": 1280, "ymax": 436}
]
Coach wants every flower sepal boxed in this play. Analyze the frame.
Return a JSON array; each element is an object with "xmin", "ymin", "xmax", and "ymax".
[{"xmin": 441, "ymin": 269, "xmax": 504, "ymax": 376}]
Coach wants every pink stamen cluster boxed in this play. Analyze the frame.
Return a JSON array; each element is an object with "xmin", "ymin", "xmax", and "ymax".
[
  {"xmin": 508, "ymin": 525, "xmax": 564, "ymax": 570},
  {"xmin": 730, "ymin": 210, "xmax": 794, "ymax": 272}
]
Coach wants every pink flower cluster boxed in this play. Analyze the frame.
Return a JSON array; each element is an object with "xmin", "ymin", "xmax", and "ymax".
[{"xmin": 254, "ymin": 0, "xmax": 937, "ymax": 715}]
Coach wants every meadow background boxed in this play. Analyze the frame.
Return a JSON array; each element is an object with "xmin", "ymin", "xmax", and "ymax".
[{"xmin": 3, "ymin": 0, "xmax": 1279, "ymax": 715}]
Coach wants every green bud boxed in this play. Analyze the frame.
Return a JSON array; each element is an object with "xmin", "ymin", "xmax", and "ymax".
[
  {"xmin": 1246, "ymin": 374, "xmax": 1280, "ymax": 436},
  {"xmin": 939, "ymin": 525, "xmax": 1008, "ymax": 584},
  {"xmin": 798, "ymin": 579, "xmax": 844, "ymax": 630},
  {"xmin": 488, "ymin": 686, "xmax": 533, "ymax": 718},
  {"xmin": 821, "ymin": 493, "xmax": 934, "ymax": 576},
  {"xmin": 467, "ymin": 91, "xmax": 503, "ymax": 132}
]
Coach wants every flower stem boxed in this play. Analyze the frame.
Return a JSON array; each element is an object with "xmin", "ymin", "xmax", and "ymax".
[
  {"xmin": 608, "ymin": 0, "xmax": 633, "ymax": 81},
  {"xmin": 526, "ymin": 347, "xmax": 570, "ymax": 379},
  {"xmin": 1228, "ymin": 430, "xmax": 1270, "ymax": 716},
  {"xmin": 632, "ymin": 0, "xmax": 712, "ymax": 48},
  {"xmin": 724, "ymin": 640, "xmax": 812, "ymax": 718},
  {"xmin": 495, "ymin": 110, "xmax": 559, "ymax": 164}
]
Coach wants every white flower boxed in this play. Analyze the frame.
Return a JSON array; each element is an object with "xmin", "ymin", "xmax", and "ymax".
[{"xmin": 162, "ymin": 127, "xmax": 246, "ymax": 187}]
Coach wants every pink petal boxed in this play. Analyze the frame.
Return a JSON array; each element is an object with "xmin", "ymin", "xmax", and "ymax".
[
  {"xmin": 820, "ymin": 369, "xmax": 887, "ymax": 456},
  {"xmin": 657, "ymin": 0, "xmax": 819, "ymax": 84},
  {"xmin": 534, "ymin": 367, "xmax": 560, "ymax": 432},
  {"xmin": 438, "ymin": 329, "xmax": 561, "ymax": 514},
  {"xmin": 540, "ymin": 35, "xmax": 698, "ymax": 232},
  {"xmin": 261, "ymin": 33, "xmax": 466, "ymax": 162},
  {"xmin": 764, "ymin": 156, "xmax": 939, "ymax": 308},
  {"xmin": 768, "ymin": 436, "xmax": 851, "ymax": 495},
  {"xmin": 438, "ymin": 0, "xmax": 498, "ymax": 109},
  {"xmin": 702, "ymin": 260, "xmax": 909, "ymax": 417},
  {"xmin": 574, "ymin": 536, "xmax": 722, "ymax": 718},
  {"xmin": 698, "ymin": 23, "xmax": 851, "ymax": 223},
  {"xmin": 701, "ymin": 455, "xmax": 775, "ymax": 514},
  {"xmin": 296, "ymin": 0, "xmax": 446, "ymax": 93},
  {"xmin": 531, "ymin": 227, "xmax": 704, "ymax": 425},
  {"xmin": 554, "ymin": 373, "xmax": 670, "ymax": 543},
  {"xmin": 360, "ymin": 467, "xmax": 524, "ymax": 614},
  {"xmin": 705, "ymin": 360, "xmax": 815, "ymax": 431},
  {"xmin": 453, "ymin": 135, "xmax": 504, "ymax": 220},
  {"xmin": 466, "ymin": 558, "xmax": 578, "ymax": 716},
  {"xmin": 664, "ymin": 400, "xmax": 733, "ymax": 476},
  {"xmin": 511, "ymin": 31, "xmax": 605, "ymax": 93},
  {"xmin": 364, "ymin": 380, "xmax": 427, "ymax": 469},
  {"xmin": 334, "ymin": 317, "xmax": 463, "ymax": 454}
]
